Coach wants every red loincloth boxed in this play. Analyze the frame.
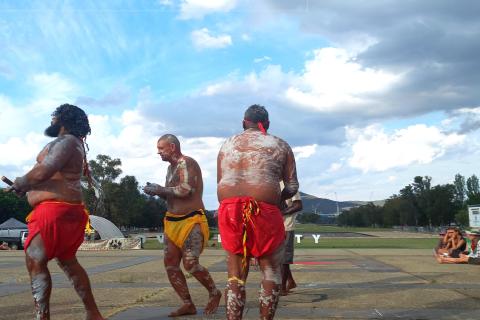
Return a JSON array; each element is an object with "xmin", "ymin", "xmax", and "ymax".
[
  {"xmin": 218, "ymin": 197, "xmax": 285, "ymax": 263},
  {"xmin": 24, "ymin": 201, "xmax": 88, "ymax": 261}
]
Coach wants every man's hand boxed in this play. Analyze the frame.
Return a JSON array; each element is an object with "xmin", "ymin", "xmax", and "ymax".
[{"xmin": 143, "ymin": 182, "xmax": 161, "ymax": 196}]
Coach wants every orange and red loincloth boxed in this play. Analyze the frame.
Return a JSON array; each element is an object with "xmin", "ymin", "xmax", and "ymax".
[
  {"xmin": 218, "ymin": 197, "xmax": 285, "ymax": 266},
  {"xmin": 24, "ymin": 201, "xmax": 89, "ymax": 261}
]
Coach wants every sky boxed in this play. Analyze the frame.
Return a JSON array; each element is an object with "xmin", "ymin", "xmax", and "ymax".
[{"xmin": 1, "ymin": 0, "xmax": 480, "ymax": 209}]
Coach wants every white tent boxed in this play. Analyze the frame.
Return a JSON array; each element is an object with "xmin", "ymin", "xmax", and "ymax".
[{"xmin": 89, "ymin": 215, "xmax": 124, "ymax": 239}]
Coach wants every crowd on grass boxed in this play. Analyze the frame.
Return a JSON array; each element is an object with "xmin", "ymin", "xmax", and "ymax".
[{"xmin": 434, "ymin": 227, "xmax": 480, "ymax": 265}]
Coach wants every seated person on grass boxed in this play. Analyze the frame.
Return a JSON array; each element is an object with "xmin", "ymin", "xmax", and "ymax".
[
  {"xmin": 435, "ymin": 227, "xmax": 454, "ymax": 252},
  {"xmin": 437, "ymin": 227, "xmax": 466, "ymax": 258},
  {"xmin": 435, "ymin": 230, "xmax": 480, "ymax": 264}
]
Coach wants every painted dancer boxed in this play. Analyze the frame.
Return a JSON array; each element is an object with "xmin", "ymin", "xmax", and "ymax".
[
  {"xmin": 6, "ymin": 104, "xmax": 104, "ymax": 320},
  {"xmin": 143, "ymin": 134, "xmax": 221, "ymax": 317},
  {"xmin": 217, "ymin": 104, "xmax": 299, "ymax": 320}
]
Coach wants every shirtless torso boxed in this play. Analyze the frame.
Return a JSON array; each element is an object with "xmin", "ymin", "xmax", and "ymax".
[
  {"xmin": 217, "ymin": 128, "xmax": 299, "ymax": 204},
  {"xmin": 21, "ymin": 134, "xmax": 84, "ymax": 206},
  {"xmin": 164, "ymin": 155, "xmax": 204, "ymax": 214}
]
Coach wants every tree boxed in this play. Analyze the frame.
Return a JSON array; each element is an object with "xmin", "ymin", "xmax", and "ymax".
[
  {"xmin": 466, "ymin": 175, "xmax": 480, "ymax": 205},
  {"xmin": 0, "ymin": 190, "xmax": 31, "ymax": 223},
  {"xmin": 84, "ymin": 155, "xmax": 122, "ymax": 220},
  {"xmin": 455, "ymin": 208, "xmax": 469, "ymax": 227},
  {"xmin": 399, "ymin": 185, "xmax": 420, "ymax": 226},
  {"xmin": 89, "ymin": 154, "xmax": 122, "ymax": 183},
  {"xmin": 429, "ymin": 184, "xmax": 456, "ymax": 225},
  {"xmin": 82, "ymin": 154, "xmax": 167, "ymax": 228},
  {"xmin": 412, "ymin": 176, "xmax": 432, "ymax": 225},
  {"xmin": 297, "ymin": 212, "xmax": 320, "ymax": 224},
  {"xmin": 453, "ymin": 174, "xmax": 466, "ymax": 205}
]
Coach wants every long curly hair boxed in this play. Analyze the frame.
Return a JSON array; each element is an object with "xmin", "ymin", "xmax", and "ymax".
[{"xmin": 52, "ymin": 104, "xmax": 91, "ymax": 138}]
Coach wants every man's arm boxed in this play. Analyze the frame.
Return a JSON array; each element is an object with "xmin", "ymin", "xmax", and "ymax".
[
  {"xmin": 144, "ymin": 160, "xmax": 194, "ymax": 199},
  {"xmin": 281, "ymin": 146, "xmax": 299, "ymax": 201},
  {"xmin": 282, "ymin": 199, "xmax": 302, "ymax": 216},
  {"xmin": 217, "ymin": 149, "xmax": 224, "ymax": 184},
  {"xmin": 13, "ymin": 136, "xmax": 75, "ymax": 192}
]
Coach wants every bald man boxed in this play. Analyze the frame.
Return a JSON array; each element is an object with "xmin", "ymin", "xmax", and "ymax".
[{"xmin": 143, "ymin": 134, "xmax": 221, "ymax": 317}]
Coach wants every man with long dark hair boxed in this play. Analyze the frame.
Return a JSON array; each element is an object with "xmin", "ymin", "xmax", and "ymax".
[{"xmin": 8, "ymin": 104, "xmax": 104, "ymax": 320}]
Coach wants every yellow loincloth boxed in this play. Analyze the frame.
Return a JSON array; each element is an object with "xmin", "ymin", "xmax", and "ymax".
[{"xmin": 164, "ymin": 209, "xmax": 209, "ymax": 252}]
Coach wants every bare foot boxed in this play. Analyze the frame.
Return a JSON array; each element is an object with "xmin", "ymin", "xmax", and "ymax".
[
  {"xmin": 433, "ymin": 250, "xmax": 443, "ymax": 264},
  {"xmin": 204, "ymin": 289, "xmax": 222, "ymax": 315},
  {"xmin": 168, "ymin": 303, "xmax": 197, "ymax": 317}
]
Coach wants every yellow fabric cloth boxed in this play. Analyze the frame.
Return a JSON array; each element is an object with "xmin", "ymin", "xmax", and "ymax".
[
  {"xmin": 25, "ymin": 200, "xmax": 92, "ymax": 234},
  {"xmin": 164, "ymin": 210, "xmax": 209, "ymax": 251}
]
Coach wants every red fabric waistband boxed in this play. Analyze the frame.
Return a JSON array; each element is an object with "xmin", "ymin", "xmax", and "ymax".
[
  {"xmin": 34, "ymin": 200, "xmax": 84, "ymax": 208},
  {"xmin": 219, "ymin": 197, "xmax": 277, "ymax": 208}
]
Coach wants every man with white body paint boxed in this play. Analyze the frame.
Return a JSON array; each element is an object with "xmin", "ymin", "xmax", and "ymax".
[
  {"xmin": 143, "ymin": 134, "xmax": 221, "ymax": 317},
  {"xmin": 279, "ymin": 181, "xmax": 302, "ymax": 296},
  {"xmin": 217, "ymin": 104, "xmax": 299, "ymax": 320},
  {"xmin": 8, "ymin": 104, "xmax": 104, "ymax": 320}
]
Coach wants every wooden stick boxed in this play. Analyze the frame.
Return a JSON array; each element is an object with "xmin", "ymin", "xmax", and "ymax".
[{"xmin": 1, "ymin": 176, "xmax": 14, "ymax": 186}]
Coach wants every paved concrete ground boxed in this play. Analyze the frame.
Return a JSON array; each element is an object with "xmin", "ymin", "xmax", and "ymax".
[{"xmin": 1, "ymin": 248, "xmax": 480, "ymax": 319}]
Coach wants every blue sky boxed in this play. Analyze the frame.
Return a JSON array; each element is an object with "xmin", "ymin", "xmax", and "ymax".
[{"xmin": 1, "ymin": 0, "xmax": 480, "ymax": 209}]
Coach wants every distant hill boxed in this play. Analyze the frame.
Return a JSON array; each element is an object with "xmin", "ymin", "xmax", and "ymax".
[{"xmin": 299, "ymin": 192, "xmax": 384, "ymax": 215}]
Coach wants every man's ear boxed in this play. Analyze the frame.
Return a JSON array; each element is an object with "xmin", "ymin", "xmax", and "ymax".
[{"xmin": 242, "ymin": 120, "xmax": 247, "ymax": 130}]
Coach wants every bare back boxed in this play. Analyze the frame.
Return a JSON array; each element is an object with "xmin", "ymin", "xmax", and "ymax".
[
  {"xmin": 165, "ymin": 156, "xmax": 205, "ymax": 214},
  {"xmin": 27, "ymin": 134, "xmax": 84, "ymax": 206},
  {"xmin": 217, "ymin": 129, "xmax": 299, "ymax": 205}
]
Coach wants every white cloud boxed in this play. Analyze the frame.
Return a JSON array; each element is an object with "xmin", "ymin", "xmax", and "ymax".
[
  {"xmin": 179, "ymin": 0, "xmax": 237, "ymax": 20},
  {"xmin": 328, "ymin": 162, "xmax": 342, "ymax": 173},
  {"xmin": 85, "ymin": 110, "xmax": 224, "ymax": 208},
  {"xmin": 241, "ymin": 33, "xmax": 251, "ymax": 41},
  {"xmin": 346, "ymin": 124, "xmax": 465, "ymax": 173},
  {"xmin": 292, "ymin": 144, "xmax": 317, "ymax": 160},
  {"xmin": 286, "ymin": 47, "xmax": 403, "ymax": 112},
  {"xmin": 27, "ymin": 73, "xmax": 78, "ymax": 114},
  {"xmin": 254, "ymin": 56, "xmax": 271, "ymax": 63},
  {"xmin": 191, "ymin": 28, "xmax": 232, "ymax": 50},
  {"xmin": 158, "ymin": 0, "xmax": 173, "ymax": 6},
  {"xmin": 0, "ymin": 133, "xmax": 49, "ymax": 168}
]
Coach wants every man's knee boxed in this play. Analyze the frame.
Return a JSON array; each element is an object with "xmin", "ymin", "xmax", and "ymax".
[
  {"xmin": 25, "ymin": 247, "xmax": 48, "ymax": 271},
  {"xmin": 182, "ymin": 256, "xmax": 203, "ymax": 273}
]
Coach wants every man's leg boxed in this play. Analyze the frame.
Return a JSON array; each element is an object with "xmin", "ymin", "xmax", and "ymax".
[
  {"xmin": 281, "ymin": 231, "xmax": 296, "ymax": 295},
  {"xmin": 225, "ymin": 252, "xmax": 249, "ymax": 320},
  {"xmin": 56, "ymin": 258, "xmax": 104, "ymax": 320},
  {"xmin": 25, "ymin": 234, "xmax": 51, "ymax": 320},
  {"xmin": 164, "ymin": 236, "xmax": 196, "ymax": 317},
  {"xmin": 258, "ymin": 244, "xmax": 284, "ymax": 320},
  {"xmin": 182, "ymin": 224, "xmax": 221, "ymax": 315},
  {"xmin": 280, "ymin": 264, "xmax": 289, "ymax": 295}
]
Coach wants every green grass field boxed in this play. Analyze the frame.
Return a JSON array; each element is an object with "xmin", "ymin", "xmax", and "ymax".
[
  {"xmin": 294, "ymin": 224, "xmax": 392, "ymax": 233},
  {"xmin": 142, "ymin": 225, "xmax": 438, "ymax": 250},
  {"xmin": 143, "ymin": 237, "xmax": 437, "ymax": 250},
  {"xmin": 208, "ymin": 224, "xmax": 392, "ymax": 234}
]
